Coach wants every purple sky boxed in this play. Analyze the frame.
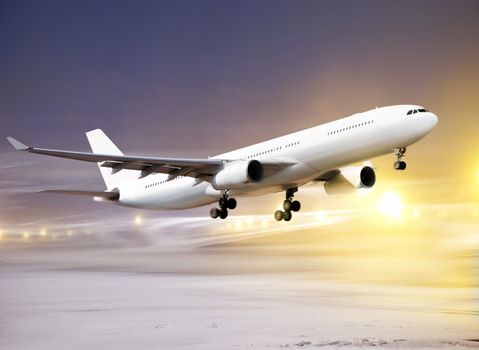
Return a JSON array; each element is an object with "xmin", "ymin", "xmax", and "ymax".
[{"xmin": 0, "ymin": 0, "xmax": 478, "ymax": 237}]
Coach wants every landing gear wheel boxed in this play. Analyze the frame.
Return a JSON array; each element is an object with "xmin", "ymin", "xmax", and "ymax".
[
  {"xmin": 274, "ymin": 187, "xmax": 300, "ymax": 222},
  {"xmin": 394, "ymin": 161, "xmax": 407, "ymax": 170},
  {"xmin": 283, "ymin": 211, "xmax": 292, "ymax": 221},
  {"xmin": 283, "ymin": 200, "xmax": 292, "ymax": 211},
  {"xmin": 210, "ymin": 208, "xmax": 220, "ymax": 219},
  {"xmin": 227, "ymin": 198, "xmax": 237, "ymax": 210},
  {"xmin": 291, "ymin": 200, "xmax": 301, "ymax": 212},
  {"xmin": 274, "ymin": 210, "xmax": 284, "ymax": 221},
  {"xmin": 219, "ymin": 209, "xmax": 228, "ymax": 219}
]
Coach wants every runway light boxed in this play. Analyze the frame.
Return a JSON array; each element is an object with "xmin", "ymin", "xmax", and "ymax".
[
  {"xmin": 316, "ymin": 211, "xmax": 327, "ymax": 222},
  {"xmin": 23, "ymin": 232, "xmax": 30, "ymax": 240},
  {"xmin": 0, "ymin": 230, "xmax": 3, "ymax": 239},
  {"xmin": 40, "ymin": 229, "xmax": 47, "ymax": 237},
  {"xmin": 134, "ymin": 216, "xmax": 143, "ymax": 225},
  {"xmin": 377, "ymin": 192, "xmax": 403, "ymax": 219},
  {"xmin": 67, "ymin": 230, "xmax": 73, "ymax": 237},
  {"xmin": 234, "ymin": 220, "xmax": 243, "ymax": 230}
]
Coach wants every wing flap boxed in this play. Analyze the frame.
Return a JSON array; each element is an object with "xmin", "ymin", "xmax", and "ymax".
[{"xmin": 40, "ymin": 190, "xmax": 120, "ymax": 200}]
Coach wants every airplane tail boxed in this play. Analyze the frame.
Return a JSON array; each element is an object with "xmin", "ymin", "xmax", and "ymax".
[{"xmin": 85, "ymin": 129, "xmax": 137, "ymax": 190}]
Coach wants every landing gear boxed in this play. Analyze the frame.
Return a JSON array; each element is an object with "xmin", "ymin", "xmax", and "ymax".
[
  {"xmin": 210, "ymin": 192, "xmax": 236, "ymax": 219},
  {"xmin": 275, "ymin": 187, "xmax": 301, "ymax": 222},
  {"xmin": 394, "ymin": 148, "xmax": 407, "ymax": 171}
]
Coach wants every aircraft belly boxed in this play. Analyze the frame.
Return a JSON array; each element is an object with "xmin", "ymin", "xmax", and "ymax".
[{"xmin": 119, "ymin": 180, "xmax": 215, "ymax": 210}]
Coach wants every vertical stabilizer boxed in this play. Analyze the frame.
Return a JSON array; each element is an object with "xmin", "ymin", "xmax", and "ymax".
[{"xmin": 86, "ymin": 129, "xmax": 137, "ymax": 190}]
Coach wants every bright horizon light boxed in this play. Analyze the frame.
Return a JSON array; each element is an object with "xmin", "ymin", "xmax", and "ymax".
[
  {"xmin": 134, "ymin": 216, "xmax": 143, "ymax": 225},
  {"xmin": 377, "ymin": 192, "xmax": 403, "ymax": 219}
]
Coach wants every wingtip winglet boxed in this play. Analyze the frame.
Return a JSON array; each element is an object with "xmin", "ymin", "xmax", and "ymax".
[{"xmin": 6, "ymin": 137, "xmax": 28, "ymax": 150}]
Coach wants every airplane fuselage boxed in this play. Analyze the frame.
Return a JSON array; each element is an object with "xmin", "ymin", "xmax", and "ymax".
[{"xmin": 118, "ymin": 105, "xmax": 438, "ymax": 210}]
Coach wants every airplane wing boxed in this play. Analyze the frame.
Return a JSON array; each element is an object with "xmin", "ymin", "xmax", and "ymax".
[
  {"xmin": 6, "ymin": 137, "xmax": 224, "ymax": 179},
  {"xmin": 6, "ymin": 136, "xmax": 295, "ymax": 181}
]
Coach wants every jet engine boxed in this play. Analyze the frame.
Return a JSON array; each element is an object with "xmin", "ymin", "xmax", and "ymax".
[
  {"xmin": 212, "ymin": 160, "xmax": 264, "ymax": 190},
  {"xmin": 324, "ymin": 165, "xmax": 376, "ymax": 194}
]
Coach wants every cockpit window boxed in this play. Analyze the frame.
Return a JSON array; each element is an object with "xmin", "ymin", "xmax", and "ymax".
[{"xmin": 406, "ymin": 108, "xmax": 429, "ymax": 115}]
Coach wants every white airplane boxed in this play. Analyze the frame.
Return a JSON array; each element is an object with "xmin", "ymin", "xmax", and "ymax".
[{"xmin": 7, "ymin": 105, "xmax": 437, "ymax": 221}]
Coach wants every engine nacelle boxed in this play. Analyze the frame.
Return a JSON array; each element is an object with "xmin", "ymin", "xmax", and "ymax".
[
  {"xmin": 324, "ymin": 165, "xmax": 376, "ymax": 194},
  {"xmin": 212, "ymin": 160, "xmax": 263, "ymax": 190}
]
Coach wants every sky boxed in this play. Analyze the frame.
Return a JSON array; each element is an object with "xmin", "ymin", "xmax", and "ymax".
[{"xmin": 0, "ymin": 0, "xmax": 478, "ymax": 251}]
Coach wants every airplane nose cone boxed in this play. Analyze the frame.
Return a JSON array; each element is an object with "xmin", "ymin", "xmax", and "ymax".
[{"xmin": 430, "ymin": 113, "xmax": 438, "ymax": 127}]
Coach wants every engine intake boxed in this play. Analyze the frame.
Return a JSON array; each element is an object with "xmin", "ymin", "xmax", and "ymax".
[
  {"xmin": 212, "ymin": 160, "xmax": 263, "ymax": 190},
  {"xmin": 359, "ymin": 166, "xmax": 376, "ymax": 188}
]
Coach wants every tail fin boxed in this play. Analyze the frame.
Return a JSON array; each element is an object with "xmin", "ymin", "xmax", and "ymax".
[{"xmin": 86, "ymin": 129, "xmax": 137, "ymax": 190}]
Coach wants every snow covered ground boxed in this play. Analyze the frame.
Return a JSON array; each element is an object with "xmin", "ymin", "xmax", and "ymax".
[{"xmin": 1, "ymin": 238, "xmax": 478, "ymax": 350}]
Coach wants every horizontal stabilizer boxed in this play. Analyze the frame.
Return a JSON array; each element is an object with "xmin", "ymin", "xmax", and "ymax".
[
  {"xmin": 6, "ymin": 137, "xmax": 29, "ymax": 150},
  {"xmin": 39, "ymin": 190, "xmax": 119, "ymax": 200}
]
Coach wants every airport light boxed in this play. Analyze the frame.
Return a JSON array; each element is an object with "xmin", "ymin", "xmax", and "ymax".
[
  {"xmin": 40, "ymin": 229, "xmax": 47, "ymax": 237},
  {"xmin": 0, "ymin": 230, "xmax": 3, "ymax": 239},
  {"xmin": 316, "ymin": 211, "xmax": 326, "ymax": 222},
  {"xmin": 235, "ymin": 220, "xmax": 243, "ymax": 230},
  {"xmin": 134, "ymin": 216, "xmax": 143, "ymax": 225},
  {"xmin": 377, "ymin": 192, "xmax": 403, "ymax": 219},
  {"xmin": 23, "ymin": 232, "xmax": 30, "ymax": 240}
]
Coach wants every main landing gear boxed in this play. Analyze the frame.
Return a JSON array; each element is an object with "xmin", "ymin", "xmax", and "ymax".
[
  {"xmin": 394, "ymin": 147, "xmax": 407, "ymax": 171},
  {"xmin": 274, "ymin": 187, "xmax": 301, "ymax": 222},
  {"xmin": 210, "ymin": 192, "xmax": 237, "ymax": 220}
]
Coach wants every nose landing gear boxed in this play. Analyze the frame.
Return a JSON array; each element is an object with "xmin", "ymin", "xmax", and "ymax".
[
  {"xmin": 210, "ymin": 191, "xmax": 237, "ymax": 219},
  {"xmin": 394, "ymin": 147, "xmax": 407, "ymax": 170},
  {"xmin": 275, "ymin": 187, "xmax": 301, "ymax": 222}
]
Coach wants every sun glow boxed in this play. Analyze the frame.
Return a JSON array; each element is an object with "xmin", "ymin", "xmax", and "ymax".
[
  {"xmin": 412, "ymin": 208, "xmax": 421, "ymax": 219},
  {"xmin": 377, "ymin": 192, "xmax": 403, "ymax": 219}
]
